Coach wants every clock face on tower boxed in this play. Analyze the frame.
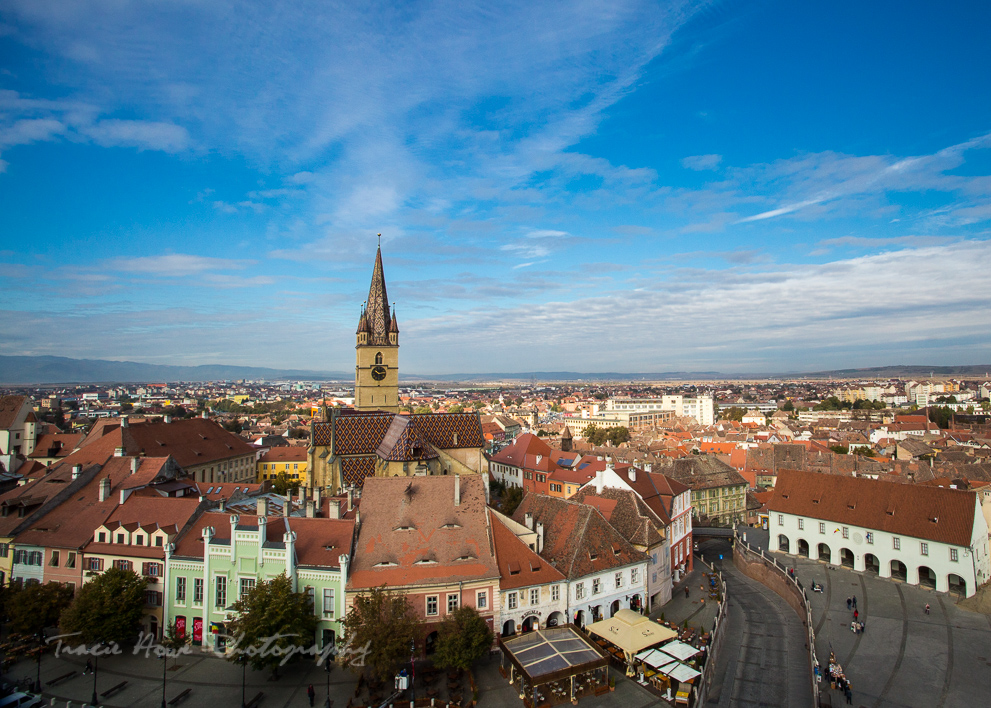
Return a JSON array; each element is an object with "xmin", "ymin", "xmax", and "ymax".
[{"xmin": 371, "ymin": 365, "xmax": 388, "ymax": 381}]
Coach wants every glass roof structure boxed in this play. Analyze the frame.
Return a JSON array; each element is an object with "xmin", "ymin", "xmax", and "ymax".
[{"xmin": 500, "ymin": 626, "xmax": 608, "ymax": 686}]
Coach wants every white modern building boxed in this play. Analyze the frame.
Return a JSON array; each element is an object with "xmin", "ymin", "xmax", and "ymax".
[
  {"xmin": 607, "ymin": 395, "xmax": 715, "ymax": 426},
  {"xmin": 769, "ymin": 469, "xmax": 989, "ymax": 597}
]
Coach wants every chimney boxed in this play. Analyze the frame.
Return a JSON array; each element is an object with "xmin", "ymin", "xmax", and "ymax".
[
  {"xmin": 594, "ymin": 469, "xmax": 605, "ymax": 494},
  {"xmin": 314, "ymin": 487, "xmax": 322, "ymax": 509},
  {"xmin": 346, "ymin": 486, "xmax": 353, "ymax": 512},
  {"xmin": 283, "ymin": 495, "xmax": 290, "ymax": 517},
  {"xmin": 219, "ymin": 498, "xmax": 226, "ymax": 513},
  {"xmin": 536, "ymin": 521, "xmax": 544, "ymax": 553},
  {"xmin": 130, "ymin": 458, "xmax": 139, "ymax": 474},
  {"xmin": 327, "ymin": 498, "xmax": 341, "ymax": 520},
  {"xmin": 644, "ymin": 463, "xmax": 652, "ymax": 473},
  {"xmin": 164, "ymin": 415, "xmax": 172, "ymax": 424},
  {"xmin": 257, "ymin": 515, "xmax": 267, "ymax": 568},
  {"xmin": 72, "ymin": 464, "xmax": 82, "ymax": 480},
  {"xmin": 201, "ymin": 410, "xmax": 208, "ymax": 419},
  {"xmin": 114, "ymin": 446, "xmax": 125, "ymax": 457},
  {"xmin": 306, "ymin": 499, "xmax": 315, "ymax": 518},
  {"xmin": 98, "ymin": 477, "xmax": 111, "ymax": 503},
  {"xmin": 524, "ymin": 512, "xmax": 533, "ymax": 530},
  {"xmin": 629, "ymin": 468, "xmax": 636, "ymax": 482},
  {"xmin": 120, "ymin": 416, "xmax": 129, "ymax": 428},
  {"xmin": 257, "ymin": 497, "xmax": 269, "ymax": 516},
  {"xmin": 454, "ymin": 474, "xmax": 461, "ymax": 507}
]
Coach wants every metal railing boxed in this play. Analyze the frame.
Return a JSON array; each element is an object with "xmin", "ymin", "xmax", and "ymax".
[{"xmin": 734, "ymin": 531, "xmax": 819, "ymax": 708}]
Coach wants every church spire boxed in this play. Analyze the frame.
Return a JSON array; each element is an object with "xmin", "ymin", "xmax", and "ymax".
[{"xmin": 363, "ymin": 237, "xmax": 392, "ymax": 346}]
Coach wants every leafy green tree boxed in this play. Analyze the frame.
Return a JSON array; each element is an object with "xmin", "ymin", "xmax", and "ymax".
[
  {"xmin": 448, "ymin": 404, "xmax": 465, "ymax": 413},
  {"xmin": 857, "ymin": 448, "xmax": 876, "ymax": 457},
  {"xmin": 414, "ymin": 406, "xmax": 432, "ymax": 414},
  {"xmin": 781, "ymin": 401, "xmax": 795, "ymax": 412},
  {"xmin": 829, "ymin": 445, "xmax": 849, "ymax": 455},
  {"xmin": 928, "ymin": 406, "xmax": 953, "ymax": 429},
  {"xmin": 226, "ymin": 573, "xmax": 318, "ymax": 676},
  {"xmin": 272, "ymin": 471, "xmax": 301, "ymax": 496},
  {"xmin": 60, "ymin": 567, "xmax": 147, "ymax": 645},
  {"xmin": 501, "ymin": 485, "xmax": 525, "ymax": 516},
  {"xmin": 606, "ymin": 427, "xmax": 630, "ymax": 445},
  {"xmin": 6, "ymin": 581, "xmax": 75, "ymax": 635},
  {"xmin": 432, "ymin": 606, "xmax": 493, "ymax": 672},
  {"xmin": 160, "ymin": 619, "xmax": 191, "ymax": 668},
  {"xmin": 720, "ymin": 407, "xmax": 746, "ymax": 422},
  {"xmin": 473, "ymin": 401, "xmax": 486, "ymax": 409},
  {"xmin": 341, "ymin": 587, "xmax": 419, "ymax": 682}
]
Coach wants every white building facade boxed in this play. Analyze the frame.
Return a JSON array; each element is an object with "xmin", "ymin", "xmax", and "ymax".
[{"xmin": 568, "ymin": 561, "xmax": 649, "ymax": 628}]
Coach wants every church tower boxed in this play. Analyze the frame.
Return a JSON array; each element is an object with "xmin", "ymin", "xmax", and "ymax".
[{"xmin": 354, "ymin": 240, "xmax": 400, "ymax": 412}]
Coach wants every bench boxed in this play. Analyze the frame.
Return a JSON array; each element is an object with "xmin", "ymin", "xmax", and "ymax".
[
  {"xmin": 46, "ymin": 670, "xmax": 77, "ymax": 686},
  {"xmin": 101, "ymin": 680, "xmax": 128, "ymax": 697},
  {"xmin": 168, "ymin": 687, "xmax": 193, "ymax": 705},
  {"xmin": 245, "ymin": 690, "xmax": 264, "ymax": 708}
]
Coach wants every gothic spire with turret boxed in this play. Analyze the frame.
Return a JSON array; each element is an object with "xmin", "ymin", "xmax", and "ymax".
[{"xmin": 360, "ymin": 241, "xmax": 393, "ymax": 346}]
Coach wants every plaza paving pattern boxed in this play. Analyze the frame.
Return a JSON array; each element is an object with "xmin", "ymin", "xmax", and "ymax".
[{"xmin": 774, "ymin": 550, "xmax": 991, "ymax": 708}]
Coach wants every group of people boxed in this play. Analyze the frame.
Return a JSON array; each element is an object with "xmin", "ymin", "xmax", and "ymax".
[
  {"xmin": 846, "ymin": 596, "xmax": 865, "ymax": 634},
  {"xmin": 827, "ymin": 652, "xmax": 854, "ymax": 705}
]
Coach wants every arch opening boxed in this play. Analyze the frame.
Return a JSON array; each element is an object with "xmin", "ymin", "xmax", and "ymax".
[
  {"xmin": 817, "ymin": 543, "xmax": 832, "ymax": 563},
  {"xmin": 890, "ymin": 559, "xmax": 907, "ymax": 581},
  {"xmin": 778, "ymin": 535, "xmax": 790, "ymax": 553}
]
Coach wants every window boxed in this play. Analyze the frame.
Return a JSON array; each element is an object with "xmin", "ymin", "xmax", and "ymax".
[
  {"xmin": 920, "ymin": 542, "xmax": 929, "ymax": 556},
  {"xmin": 215, "ymin": 576, "xmax": 227, "ymax": 608},
  {"xmin": 777, "ymin": 515, "xmax": 783, "ymax": 526},
  {"xmin": 592, "ymin": 578, "xmax": 601, "ymax": 595},
  {"xmin": 66, "ymin": 552, "xmax": 76, "ymax": 569},
  {"xmin": 142, "ymin": 562, "xmax": 161, "ymax": 577},
  {"xmin": 194, "ymin": 578, "xmax": 204, "ymax": 604},
  {"xmin": 426, "ymin": 595, "xmax": 439, "ymax": 616},
  {"xmin": 530, "ymin": 588, "xmax": 539, "ymax": 605},
  {"xmin": 631, "ymin": 567, "xmax": 639, "ymax": 584},
  {"xmin": 819, "ymin": 522, "xmax": 826, "ymax": 534},
  {"xmin": 323, "ymin": 588, "xmax": 335, "ymax": 618},
  {"xmin": 798, "ymin": 519, "xmax": 804, "ymax": 530},
  {"xmin": 306, "ymin": 586, "xmax": 315, "ymax": 610},
  {"xmin": 176, "ymin": 577, "xmax": 187, "ymax": 604},
  {"xmin": 116, "ymin": 534, "xmax": 125, "ymax": 544},
  {"xmin": 49, "ymin": 551, "xmax": 60, "ymax": 567},
  {"xmin": 842, "ymin": 527, "xmax": 849, "ymax": 539},
  {"xmin": 155, "ymin": 536, "xmax": 163, "ymax": 547},
  {"xmin": 866, "ymin": 532, "xmax": 874, "ymax": 545},
  {"xmin": 550, "ymin": 483, "xmax": 562, "ymax": 493},
  {"xmin": 615, "ymin": 572, "xmax": 623, "ymax": 589},
  {"xmin": 113, "ymin": 559, "xmax": 133, "ymax": 571},
  {"xmin": 477, "ymin": 591, "xmax": 487, "ymax": 609},
  {"xmin": 892, "ymin": 537, "xmax": 901, "ymax": 551},
  {"xmin": 240, "ymin": 578, "xmax": 256, "ymax": 599},
  {"xmin": 950, "ymin": 548, "xmax": 958, "ymax": 562},
  {"xmin": 145, "ymin": 591, "xmax": 163, "ymax": 607},
  {"xmin": 507, "ymin": 592, "xmax": 518, "ymax": 610},
  {"xmin": 447, "ymin": 594, "xmax": 459, "ymax": 613},
  {"xmin": 575, "ymin": 583, "xmax": 585, "ymax": 600},
  {"xmin": 86, "ymin": 557, "xmax": 104, "ymax": 571},
  {"xmin": 98, "ymin": 532, "xmax": 107, "ymax": 543},
  {"xmin": 551, "ymin": 585, "xmax": 560, "ymax": 602},
  {"xmin": 0, "ymin": 543, "xmax": 7, "ymax": 558}
]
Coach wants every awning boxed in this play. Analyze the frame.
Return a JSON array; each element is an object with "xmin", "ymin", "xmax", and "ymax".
[
  {"xmin": 664, "ymin": 663, "xmax": 701, "ymax": 683},
  {"xmin": 655, "ymin": 640, "xmax": 700, "ymax": 662},
  {"xmin": 587, "ymin": 609, "xmax": 677, "ymax": 657}
]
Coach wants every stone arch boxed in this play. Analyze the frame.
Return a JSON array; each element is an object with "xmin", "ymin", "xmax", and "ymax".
[
  {"xmin": 947, "ymin": 574, "xmax": 967, "ymax": 597},
  {"xmin": 839, "ymin": 548, "xmax": 855, "ymax": 569},
  {"xmin": 890, "ymin": 559, "xmax": 907, "ymax": 581},
  {"xmin": 797, "ymin": 539, "xmax": 810, "ymax": 557},
  {"xmin": 375, "ymin": 352, "xmax": 383, "ymax": 365},
  {"xmin": 610, "ymin": 599, "xmax": 621, "ymax": 617},
  {"xmin": 816, "ymin": 543, "xmax": 831, "ymax": 563},
  {"xmin": 502, "ymin": 620, "xmax": 515, "ymax": 637},
  {"xmin": 521, "ymin": 616, "xmax": 538, "ymax": 632},
  {"xmin": 778, "ymin": 534, "xmax": 790, "ymax": 553},
  {"xmin": 547, "ymin": 611, "xmax": 565, "ymax": 627},
  {"xmin": 864, "ymin": 553, "xmax": 880, "ymax": 574},
  {"xmin": 918, "ymin": 565, "xmax": 936, "ymax": 589}
]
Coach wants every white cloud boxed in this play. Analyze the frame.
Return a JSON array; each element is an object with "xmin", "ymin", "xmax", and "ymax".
[
  {"xmin": 107, "ymin": 254, "xmax": 252, "ymax": 277},
  {"xmin": 681, "ymin": 153, "xmax": 722, "ymax": 171},
  {"xmin": 80, "ymin": 119, "xmax": 190, "ymax": 152}
]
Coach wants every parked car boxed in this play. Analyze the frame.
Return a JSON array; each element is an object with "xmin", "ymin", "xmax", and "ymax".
[{"xmin": 0, "ymin": 692, "xmax": 43, "ymax": 708}]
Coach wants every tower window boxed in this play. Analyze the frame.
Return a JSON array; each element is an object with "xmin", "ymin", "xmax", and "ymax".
[{"xmin": 375, "ymin": 352, "xmax": 383, "ymax": 365}]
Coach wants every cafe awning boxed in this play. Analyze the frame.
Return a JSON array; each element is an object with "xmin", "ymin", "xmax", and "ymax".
[
  {"xmin": 587, "ymin": 609, "xmax": 677, "ymax": 657},
  {"xmin": 655, "ymin": 640, "xmax": 700, "ymax": 662}
]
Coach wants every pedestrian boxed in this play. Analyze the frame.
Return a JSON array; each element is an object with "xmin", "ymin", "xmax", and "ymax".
[
  {"xmin": 853, "ymin": 609, "xmax": 858, "ymax": 621},
  {"xmin": 852, "ymin": 595, "xmax": 857, "ymax": 609},
  {"xmin": 846, "ymin": 597, "xmax": 851, "ymax": 610},
  {"xmin": 845, "ymin": 686, "xmax": 853, "ymax": 704},
  {"xmin": 84, "ymin": 658, "xmax": 93, "ymax": 675},
  {"xmin": 307, "ymin": 683, "xmax": 315, "ymax": 707},
  {"xmin": 685, "ymin": 586, "xmax": 690, "ymax": 599},
  {"xmin": 925, "ymin": 603, "xmax": 930, "ymax": 615}
]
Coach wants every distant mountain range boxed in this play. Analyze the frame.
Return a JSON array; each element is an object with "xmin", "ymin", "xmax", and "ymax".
[{"xmin": 0, "ymin": 355, "xmax": 988, "ymax": 385}]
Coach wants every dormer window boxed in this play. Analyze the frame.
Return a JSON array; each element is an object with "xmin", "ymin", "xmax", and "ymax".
[
  {"xmin": 588, "ymin": 551, "xmax": 597, "ymax": 561},
  {"xmin": 453, "ymin": 554, "xmax": 476, "ymax": 562},
  {"xmin": 414, "ymin": 558, "xmax": 438, "ymax": 565},
  {"xmin": 440, "ymin": 523, "xmax": 461, "ymax": 530},
  {"xmin": 394, "ymin": 525, "xmax": 416, "ymax": 532},
  {"xmin": 98, "ymin": 531, "xmax": 107, "ymax": 543},
  {"xmin": 373, "ymin": 561, "xmax": 398, "ymax": 568}
]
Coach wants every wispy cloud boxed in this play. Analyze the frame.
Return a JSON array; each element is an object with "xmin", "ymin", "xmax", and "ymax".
[
  {"xmin": 681, "ymin": 153, "xmax": 722, "ymax": 170},
  {"xmin": 106, "ymin": 254, "xmax": 252, "ymax": 277}
]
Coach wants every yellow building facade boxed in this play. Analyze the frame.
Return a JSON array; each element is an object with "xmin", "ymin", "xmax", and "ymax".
[{"xmin": 257, "ymin": 447, "xmax": 310, "ymax": 487}]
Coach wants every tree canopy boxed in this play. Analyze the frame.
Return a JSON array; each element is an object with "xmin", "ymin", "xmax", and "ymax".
[
  {"xmin": 500, "ymin": 485, "xmax": 525, "ymax": 516},
  {"xmin": 6, "ymin": 581, "xmax": 75, "ymax": 636},
  {"xmin": 340, "ymin": 587, "xmax": 419, "ymax": 682},
  {"xmin": 272, "ymin": 470, "xmax": 302, "ymax": 496},
  {"xmin": 432, "ymin": 606, "xmax": 493, "ymax": 672},
  {"xmin": 60, "ymin": 567, "xmax": 147, "ymax": 645},
  {"xmin": 584, "ymin": 425, "xmax": 629, "ymax": 446},
  {"xmin": 720, "ymin": 407, "xmax": 746, "ymax": 422}
]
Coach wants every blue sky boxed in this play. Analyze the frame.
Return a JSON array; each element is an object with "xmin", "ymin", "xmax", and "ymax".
[{"xmin": 1, "ymin": 0, "xmax": 990, "ymax": 375}]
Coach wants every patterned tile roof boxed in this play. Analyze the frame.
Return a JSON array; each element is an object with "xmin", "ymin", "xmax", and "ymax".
[
  {"xmin": 376, "ymin": 416, "xmax": 439, "ymax": 461},
  {"xmin": 333, "ymin": 413, "xmax": 395, "ymax": 455},
  {"xmin": 411, "ymin": 412, "xmax": 484, "ymax": 449},
  {"xmin": 342, "ymin": 456, "xmax": 377, "ymax": 487}
]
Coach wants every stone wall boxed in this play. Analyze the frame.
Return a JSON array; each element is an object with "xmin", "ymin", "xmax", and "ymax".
[{"xmin": 733, "ymin": 545, "xmax": 807, "ymax": 620}]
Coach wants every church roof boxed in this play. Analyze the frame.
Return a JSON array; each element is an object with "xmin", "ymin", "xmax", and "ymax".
[
  {"xmin": 363, "ymin": 244, "xmax": 392, "ymax": 345},
  {"xmin": 376, "ymin": 415, "xmax": 439, "ymax": 461}
]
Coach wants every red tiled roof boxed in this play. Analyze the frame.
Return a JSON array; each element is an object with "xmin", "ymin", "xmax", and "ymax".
[
  {"xmin": 489, "ymin": 510, "xmax": 565, "ymax": 590},
  {"xmin": 259, "ymin": 447, "xmax": 308, "ymax": 463},
  {"xmin": 0, "ymin": 396, "xmax": 29, "ymax": 430},
  {"xmin": 289, "ymin": 516, "xmax": 356, "ymax": 569},
  {"xmin": 28, "ymin": 433, "xmax": 84, "ymax": 459},
  {"xmin": 768, "ymin": 468, "xmax": 979, "ymax": 547}
]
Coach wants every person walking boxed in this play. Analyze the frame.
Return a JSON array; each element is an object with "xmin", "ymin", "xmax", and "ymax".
[
  {"xmin": 852, "ymin": 595, "xmax": 857, "ymax": 609},
  {"xmin": 925, "ymin": 603, "xmax": 930, "ymax": 615},
  {"xmin": 83, "ymin": 659, "xmax": 93, "ymax": 675},
  {"xmin": 853, "ymin": 609, "xmax": 859, "ymax": 621},
  {"xmin": 845, "ymin": 685, "xmax": 853, "ymax": 704},
  {"xmin": 846, "ymin": 597, "xmax": 852, "ymax": 610},
  {"xmin": 307, "ymin": 683, "xmax": 315, "ymax": 706}
]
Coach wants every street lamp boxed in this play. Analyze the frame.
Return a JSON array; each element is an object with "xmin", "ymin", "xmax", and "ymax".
[
  {"xmin": 241, "ymin": 655, "xmax": 248, "ymax": 708},
  {"xmin": 161, "ymin": 646, "xmax": 168, "ymax": 708},
  {"xmin": 91, "ymin": 646, "xmax": 101, "ymax": 707},
  {"xmin": 33, "ymin": 631, "xmax": 44, "ymax": 693},
  {"xmin": 324, "ymin": 655, "xmax": 332, "ymax": 708}
]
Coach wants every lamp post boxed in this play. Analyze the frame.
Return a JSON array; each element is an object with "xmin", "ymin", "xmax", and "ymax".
[
  {"xmin": 33, "ymin": 631, "xmax": 44, "ymax": 693},
  {"xmin": 91, "ymin": 648, "xmax": 100, "ymax": 707},
  {"xmin": 241, "ymin": 655, "xmax": 248, "ymax": 708},
  {"xmin": 161, "ymin": 646, "xmax": 168, "ymax": 708},
  {"xmin": 324, "ymin": 655, "xmax": 332, "ymax": 708},
  {"xmin": 410, "ymin": 640, "xmax": 415, "ymax": 703}
]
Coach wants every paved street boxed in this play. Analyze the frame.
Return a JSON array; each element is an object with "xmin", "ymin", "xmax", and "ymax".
[{"xmin": 776, "ymin": 551, "xmax": 991, "ymax": 708}]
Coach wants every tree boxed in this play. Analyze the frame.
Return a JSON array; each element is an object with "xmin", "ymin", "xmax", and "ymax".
[
  {"xmin": 432, "ymin": 606, "xmax": 493, "ymax": 672},
  {"xmin": 415, "ymin": 406, "xmax": 432, "ymax": 414},
  {"xmin": 829, "ymin": 445, "xmax": 849, "ymax": 455},
  {"xmin": 60, "ymin": 567, "xmax": 147, "ymax": 645},
  {"xmin": 448, "ymin": 404, "xmax": 465, "ymax": 414},
  {"xmin": 720, "ymin": 407, "xmax": 746, "ymax": 422},
  {"xmin": 606, "ymin": 427, "xmax": 630, "ymax": 445},
  {"xmin": 781, "ymin": 401, "xmax": 795, "ymax": 412},
  {"xmin": 341, "ymin": 587, "xmax": 420, "ymax": 682},
  {"xmin": 928, "ymin": 405, "xmax": 953, "ymax": 430},
  {"xmin": 473, "ymin": 401, "xmax": 486, "ymax": 409},
  {"xmin": 225, "ymin": 573, "xmax": 318, "ymax": 676},
  {"xmin": 160, "ymin": 619, "xmax": 191, "ymax": 668},
  {"xmin": 500, "ymin": 485, "xmax": 525, "ymax": 516},
  {"xmin": 272, "ymin": 470, "xmax": 301, "ymax": 496},
  {"xmin": 6, "ymin": 581, "xmax": 75, "ymax": 636}
]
